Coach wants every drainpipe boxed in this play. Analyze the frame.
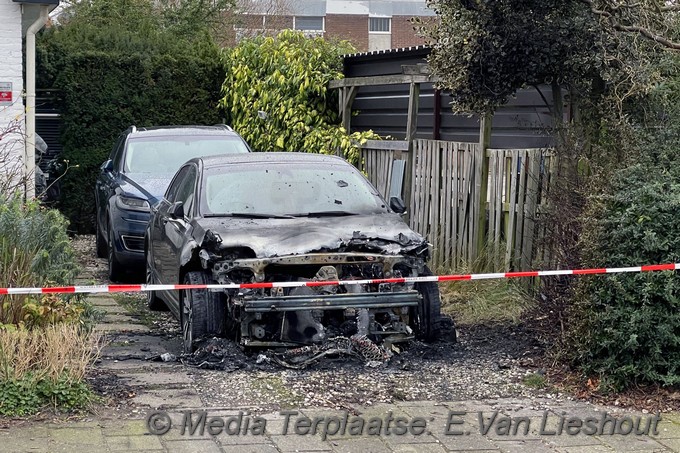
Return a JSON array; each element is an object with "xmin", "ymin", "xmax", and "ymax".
[{"xmin": 25, "ymin": 5, "xmax": 50, "ymax": 200}]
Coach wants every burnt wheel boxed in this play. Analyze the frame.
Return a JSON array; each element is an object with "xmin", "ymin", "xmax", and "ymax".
[
  {"xmin": 181, "ymin": 271, "xmax": 226, "ymax": 353},
  {"xmin": 413, "ymin": 266, "xmax": 442, "ymax": 342},
  {"xmin": 145, "ymin": 245, "xmax": 167, "ymax": 311}
]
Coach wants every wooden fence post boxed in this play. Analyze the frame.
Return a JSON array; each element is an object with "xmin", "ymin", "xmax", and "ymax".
[
  {"xmin": 403, "ymin": 82, "xmax": 420, "ymax": 223},
  {"xmin": 474, "ymin": 112, "xmax": 492, "ymax": 262}
]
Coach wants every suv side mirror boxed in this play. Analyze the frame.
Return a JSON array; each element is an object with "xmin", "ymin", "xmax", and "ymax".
[
  {"xmin": 170, "ymin": 201, "xmax": 185, "ymax": 219},
  {"xmin": 389, "ymin": 196, "xmax": 406, "ymax": 214},
  {"xmin": 101, "ymin": 159, "xmax": 114, "ymax": 173}
]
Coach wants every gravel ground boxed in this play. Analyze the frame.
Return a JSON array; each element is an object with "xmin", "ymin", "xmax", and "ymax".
[
  {"xmin": 186, "ymin": 325, "xmax": 552, "ymax": 413},
  {"xmin": 72, "ymin": 234, "xmax": 570, "ymax": 413}
]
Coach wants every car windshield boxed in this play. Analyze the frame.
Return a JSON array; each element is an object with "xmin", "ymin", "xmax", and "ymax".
[
  {"xmin": 201, "ymin": 162, "xmax": 388, "ymax": 217},
  {"xmin": 124, "ymin": 136, "xmax": 249, "ymax": 174}
]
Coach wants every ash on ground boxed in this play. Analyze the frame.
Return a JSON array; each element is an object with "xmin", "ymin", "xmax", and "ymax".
[{"xmin": 181, "ymin": 321, "xmax": 548, "ymax": 411}]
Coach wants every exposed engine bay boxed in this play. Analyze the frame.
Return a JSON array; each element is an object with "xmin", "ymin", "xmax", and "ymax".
[{"xmin": 196, "ymin": 230, "xmax": 432, "ymax": 348}]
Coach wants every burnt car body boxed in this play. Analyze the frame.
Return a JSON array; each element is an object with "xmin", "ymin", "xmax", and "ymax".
[
  {"xmin": 145, "ymin": 153, "xmax": 442, "ymax": 352},
  {"xmin": 95, "ymin": 125, "xmax": 250, "ymax": 281}
]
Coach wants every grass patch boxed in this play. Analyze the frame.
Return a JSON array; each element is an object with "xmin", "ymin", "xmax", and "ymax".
[
  {"xmin": 522, "ymin": 373, "xmax": 548, "ymax": 389},
  {"xmin": 440, "ymin": 278, "xmax": 534, "ymax": 325},
  {"xmin": 437, "ymin": 248, "xmax": 535, "ymax": 325},
  {"xmin": 115, "ymin": 294, "xmax": 162, "ymax": 327}
]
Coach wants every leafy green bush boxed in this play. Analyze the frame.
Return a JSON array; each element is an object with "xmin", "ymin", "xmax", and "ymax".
[
  {"xmin": 219, "ymin": 30, "xmax": 379, "ymax": 166},
  {"xmin": 0, "ymin": 373, "xmax": 94, "ymax": 416},
  {"xmin": 0, "ymin": 198, "xmax": 78, "ymax": 284},
  {"xmin": 0, "ymin": 198, "xmax": 81, "ymax": 326},
  {"xmin": 569, "ymin": 144, "xmax": 680, "ymax": 390}
]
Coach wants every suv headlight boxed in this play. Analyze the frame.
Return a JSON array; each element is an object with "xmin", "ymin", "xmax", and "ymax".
[{"xmin": 116, "ymin": 196, "xmax": 150, "ymax": 212}]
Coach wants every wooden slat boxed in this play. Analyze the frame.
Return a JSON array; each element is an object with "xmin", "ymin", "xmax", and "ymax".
[
  {"xmin": 544, "ymin": 152, "xmax": 557, "ymax": 267},
  {"xmin": 329, "ymin": 74, "xmax": 433, "ymax": 89},
  {"xmin": 488, "ymin": 151, "xmax": 497, "ymax": 253},
  {"xmin": 450, "ymin": 142, "xmax": 457, "ymax": 266},
  {"xmin": 432, "ymin": 140, "xmax": 441, "ymax": 264},
  {"xmin": 423, "ymin": 140, "xmax": 432, "ymax": 239},
  {"xmin": 443, "ymin": 142, "xmax": 453, "ymax": 266},
  {"xmin": 493, "ymin": 151, "xmax": 504, "ymax": 269},
  {"xmin": 410, "ymin": 142, "xmax": 421, "ymax": 233},
  {"xmin": 458, "ymin": 144, "xmax": 468, "ymax": 261},
  {"xmin": 536, "ymin": 151, "xmax": 548, "ymax": 267},
  {"xmin": 505, "ymin": 150, "xmax": 519, "ymax": 269},
  {"xmin": 467, "ymin": 144, "xmax": 478, "ymax": 261},
  {"xmin": 386, "ymin": 150, "xmax": 394, "ymax": 199},
  {"xmin": 521, "ymin": 151, "xmax": 540, "ymax": 271},
  {"xmin": 416, "ymin": 141, "xmax": 424, "ymax": 239},
  {"xmin": 363, "ymin": 140, "xmax": 409, "ymax": 151},
  {"xmin": 514, "ymin": 150, "xmax": 528, "ymax": 270}
]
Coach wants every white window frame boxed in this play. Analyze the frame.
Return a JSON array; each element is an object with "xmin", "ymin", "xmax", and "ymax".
[
  {"xmin": 293, "ymin": 16, "xmax": 325, "ymax": 33},
  {"xmin": 369, "ymin": 17, "xmax": 391, "ymax": 34}
]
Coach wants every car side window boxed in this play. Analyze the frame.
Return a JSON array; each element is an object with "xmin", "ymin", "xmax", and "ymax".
[
  {"xmin": 111, "ymin": 134, "xmax": 126, "ymax": 171},
  {"xmin": 166, "ymin": 166, "xmax": 197, "ymax": 217},
  {"xmin": 166, "ymin": 166, "xmax": 189, "ymax": 204}
]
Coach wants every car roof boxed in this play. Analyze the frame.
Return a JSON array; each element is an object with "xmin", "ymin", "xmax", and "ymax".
[
  {"xmin": 196, "ymin": 152, "xmax": 348, "ymax": 167},
  {"xmin": 127, "ymin": 125, "xmax": 241, "ymax": 138}
]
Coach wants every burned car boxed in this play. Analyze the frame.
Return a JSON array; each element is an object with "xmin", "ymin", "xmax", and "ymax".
[{"xmin": 145, "ymin": 153, "xmax": 443, "ymax": 352}]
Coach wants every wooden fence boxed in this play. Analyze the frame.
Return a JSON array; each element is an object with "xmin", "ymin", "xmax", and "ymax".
[{"xmin": 360, "ymin": 139, "xmax": 555, "ymax": 271}]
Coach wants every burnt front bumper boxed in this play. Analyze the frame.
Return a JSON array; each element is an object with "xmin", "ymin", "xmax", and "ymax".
[{"xmin": 242, "ymin": 290, "xmax": 421, "ymax": 312}]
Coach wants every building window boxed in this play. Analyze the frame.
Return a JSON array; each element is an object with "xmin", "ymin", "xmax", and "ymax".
[
  {"xmin": 294, "ymin": 16, "xmax": 324, "ymax": 32},
  {"xmin": 369, "ymin": 17, "xmax": 391, "ymax": 33}
]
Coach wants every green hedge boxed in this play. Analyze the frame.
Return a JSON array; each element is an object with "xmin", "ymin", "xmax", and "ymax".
[
  {"xmin": 37, "ymin": 19, "xmax": 224, "ymax": 233},
  {"xmin": 51, "ymin": 51, "xmax": 223, "ymax": 232},
  {"xmin": 569, "ymin": 144, "xmax": 680, "ymax": 390}
]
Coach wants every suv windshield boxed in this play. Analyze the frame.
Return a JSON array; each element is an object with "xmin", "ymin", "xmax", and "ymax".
[
  {"xmin": 201, "ymin": 163, "xmax": 388, "ymax": 216},
  {"xmin": 124, "ymin": 136, "xmax": 249, "ymax": 174}
]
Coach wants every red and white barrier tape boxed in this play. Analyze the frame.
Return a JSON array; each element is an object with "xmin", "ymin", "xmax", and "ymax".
[{"xmin": 1, "ymin": 263, "xmax": 678, "ymax": 295}]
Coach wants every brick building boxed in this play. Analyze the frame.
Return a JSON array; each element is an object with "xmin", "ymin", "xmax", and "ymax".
[{"xmin": 232, "ymin": 0, "xmax": 436, "ymax": 52}]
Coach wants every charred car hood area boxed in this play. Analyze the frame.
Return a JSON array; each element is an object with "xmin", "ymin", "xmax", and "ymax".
[{"xmin": 192, "ymin": 213, "xmax": 429, "ymax": 258}]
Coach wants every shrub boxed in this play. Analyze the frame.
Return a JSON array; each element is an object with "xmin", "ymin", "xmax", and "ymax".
[
  {"xmin": 0, "ymin": 198, "xmax": 81, "ymax": 326},
  {"xmin": 219, "ymin": 30, "xmax": 379, "ymax": 166},
  {"xmin": 0, "ymin": 119, "xmax": 28, "ymax": 198},
  {"xmin": 569, "ymin": 145, "xmax": 680, "ymax": 390},
  {"xmin": 0, "ymin": 325, "xmax": 101, "ymax": 415}
]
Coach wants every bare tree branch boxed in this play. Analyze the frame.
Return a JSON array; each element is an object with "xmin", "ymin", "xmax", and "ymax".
[{"xmin": 579, "ymin": 0, "xmax": 680, "ymax": 50}]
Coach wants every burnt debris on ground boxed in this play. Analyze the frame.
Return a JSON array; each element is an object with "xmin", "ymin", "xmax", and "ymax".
[{"xmin": 176, "ymin": 316, "xmax": 459, "ymax": 371}]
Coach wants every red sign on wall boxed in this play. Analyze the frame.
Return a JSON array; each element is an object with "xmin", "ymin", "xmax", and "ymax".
[{"xmin": 0, "ymin": 82, "xmax": 13, "ymax": 106}]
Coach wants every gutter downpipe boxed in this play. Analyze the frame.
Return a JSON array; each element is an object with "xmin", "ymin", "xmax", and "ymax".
[{"xmin": 25, "ymin": 5, "xmax": 50, "ymax": 200}]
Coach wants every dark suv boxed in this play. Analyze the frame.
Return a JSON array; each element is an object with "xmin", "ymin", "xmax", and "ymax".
[{"xmin": 95, "ymin": 125, "xmax": 251, "ymax": 281}]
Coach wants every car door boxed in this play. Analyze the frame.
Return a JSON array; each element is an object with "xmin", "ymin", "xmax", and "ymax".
[
  {"xmin": 95, "ymin": 134, "xmax": 125, "ymax": 235},
  {"xmin": 155, "ymin": 164, "xmax": 198, "ymax": 298}
]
